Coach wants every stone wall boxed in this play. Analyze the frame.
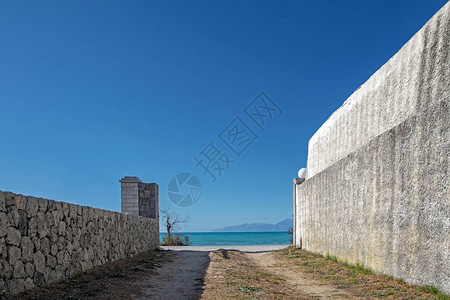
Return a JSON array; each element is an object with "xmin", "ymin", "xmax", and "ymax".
[
  {"xmin": 0, "ymin": 191, "xmax": 159, "ymax": 296},
  {"xmin": 294, "ymin": 2, "xmax": 449, "ymax": 294},
  {"xmin": 306, "ymin": 2, "xmax": 449, "ymax": 178}
]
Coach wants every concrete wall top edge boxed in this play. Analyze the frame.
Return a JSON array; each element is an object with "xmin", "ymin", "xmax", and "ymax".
[{"xmin": 305, "ymin": 1, "xmax": 450, "ymax": 178}]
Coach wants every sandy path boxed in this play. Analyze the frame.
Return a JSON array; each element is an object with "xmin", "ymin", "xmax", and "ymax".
[
  {"xmin": 135, "ymin": 250, "xmax": 210, "ymax": 300},
  {"xmin": 145, "ymin": 246, "xmax": 346, "ymax": 299},
  {"xmin": 247, "ymin": 251, "xmax": 349, "ymax": 299}
]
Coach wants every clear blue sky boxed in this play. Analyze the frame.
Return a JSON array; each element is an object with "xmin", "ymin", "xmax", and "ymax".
[{"xmin": 0, "ymin": 1, "xmax": 446, "ymax": 232}]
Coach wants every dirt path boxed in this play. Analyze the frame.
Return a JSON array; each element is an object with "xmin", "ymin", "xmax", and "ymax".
[
  {"xmin": 9, "ymin": 246, "xmax": 447, "ymax": 299},
  {"xmin": 247, "ymin": 251, "xmax": 347, "ymax": 299},
  {"xmin": 200, "ymin": 249, "xmax": 345, "ymax": 299},
  {"xmin": 200, "ymin": 247, "xmax": 446, "ymax": 299},
  {"xmin": 135, "ymin": 250, "xmax": 210, "ymax": 300}
]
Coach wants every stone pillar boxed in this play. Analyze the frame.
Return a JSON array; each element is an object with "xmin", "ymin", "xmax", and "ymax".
[
  {"xmin": 138, "ymin": 182, "xmax": 159, "ymax": 219},
  {"xmin": 120, "ymin": 176, "xmax": 159, "ymax": 219},
  {"xmin": 293, "ymin": 177, "xmax": 305, "ymax": 248},
  {"xmin": 120, "ymin": 176, "xmax": 141, "ymax": 216}
]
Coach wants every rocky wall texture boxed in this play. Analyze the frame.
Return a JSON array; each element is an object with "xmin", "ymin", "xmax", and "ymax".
[
  {"xmin": 306, "ymin": 2, "xmax": 449, "ymax": 178},
  {"xmin": 295, "ymin": 99, "xmax": 449, "ymax": 293},
  {"xmin": 138, "ymin": 183, "xmax": 159, "ymax": 219},
  {"xmin": 0, "ymin": 191, "xmax": 159, "ymax": 296}
]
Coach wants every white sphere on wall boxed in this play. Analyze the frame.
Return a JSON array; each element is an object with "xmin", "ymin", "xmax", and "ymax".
[{"xmin": 298, "ymin": 168, "xmax": 307, "ymax": 179}]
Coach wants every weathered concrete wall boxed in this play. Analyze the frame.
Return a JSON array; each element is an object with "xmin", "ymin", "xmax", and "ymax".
[
  {"xmin": 0, "ymin": 191, "xmax": 159, "ymax": 296},
  {"xmin": 306, "ymin": 2, "xmax": 449, "ymax": 178},
  {"xmin": 296, "ymin": 99, "xmax": 449, "ymax": 292},
  {"xmin": 295, "ymin": 2, "xmax": 449, "ymax": 294}
]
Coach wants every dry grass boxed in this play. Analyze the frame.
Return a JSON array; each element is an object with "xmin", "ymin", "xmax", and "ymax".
[
  {"xmin": 160, "ymin": 233, "xmax": 191, "ymax": 246},
  {"xmin": 200, "ymin": 249, "xmax": 310, "ymax": 299},
  {"xmin": 200, "ymin": 247, "xmax": 449, "ymax": 299},
  {"xmin": 276, "ymin": 246, "xmax": 449, "ymax": 299}
]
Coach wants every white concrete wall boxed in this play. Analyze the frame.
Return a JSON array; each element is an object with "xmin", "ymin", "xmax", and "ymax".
[
  {"xmin": 306, "ymin": 2, "xmax": 450, "ymax": 178},
  {"xmin": 296, "ymin": 99, "xmax": 449, "ymax": 293},
  {"xmin": 295, "ymin": 2, "xmax": 449, "ymax": 294}
]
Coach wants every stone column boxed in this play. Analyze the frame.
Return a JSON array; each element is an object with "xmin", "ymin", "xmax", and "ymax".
[
  {"xmin": 137, "ymin": 182, "xmax": 159, "ymax": 219},
  {"xmin": 120, "ymin": 176, "xmax": 141, "ymax": 216},
  {"xmin": 293, "ymin": 177, "xmax": 305, "ymax": 248},
  {"xmin": 120, "ymin": 176, "xmax": 159, "ymax": 219}
]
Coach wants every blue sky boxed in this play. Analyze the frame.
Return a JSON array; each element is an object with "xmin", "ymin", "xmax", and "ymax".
[{"xmin": 0, "ymin": 0, "xmax": 447, "ymax": 231}]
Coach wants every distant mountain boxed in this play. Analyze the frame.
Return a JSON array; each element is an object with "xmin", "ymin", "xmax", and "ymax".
[{"xmin": 212, "ymin": 218, "xmax": 293, "ymax": 232}]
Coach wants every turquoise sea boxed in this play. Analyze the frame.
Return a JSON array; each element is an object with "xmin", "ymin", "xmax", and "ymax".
[{"xmin": 160, "ymin": 231, "xmax": 291, "ymax": 246}]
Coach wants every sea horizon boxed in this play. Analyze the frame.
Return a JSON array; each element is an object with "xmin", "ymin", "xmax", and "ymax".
[{"xmin": 159, "ymin": 231, "xmax": 291, "ymax": 246}]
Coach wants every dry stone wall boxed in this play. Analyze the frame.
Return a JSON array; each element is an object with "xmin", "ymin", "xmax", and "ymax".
[{"xmin": 0, "ymin": 191, "xmax": 159, "ymax": 296}]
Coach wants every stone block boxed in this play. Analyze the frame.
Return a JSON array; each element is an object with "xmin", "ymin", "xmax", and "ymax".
[
  {"xmin": 17, "ymin": 210, "xmax": 28, "ymax": 236},
  {"xmin": 0, "ymin": 278, "xmax": 6, "ymax": 295},
  {"xmin": 4, "ymin": 193, "xmax": 13, "ymax": 206},
  {"xmin": 40, "ymin": 237, "xmax": 50, "ymax": 256},
  {"xmin": 14, "ymin": 195, "xmax": 27, "ymax": 210},
  {"xmin": 24, "ymin": 277, "xmax": 34, "ymax": 290},
  {"xmin": 62, "ymin": 202, "xmax": 69, "ymax": 218},
  {"xmin": 21, "ymin": 236, "xmax": 34, "ymax": 262},
  {"xmin": 49, "ymin": 226, "xmax": 59, "ymax": 243},
  {"xmin": 7, "ymin": 246, "xmax": 21, "ymax": 265},
  {"xmin": 66, "ymin": 241, "xmax": 73, "ymax": 253},
  {"xmin": 36, "ymin": 213, "xmax": 48, "ymax": 238},
  {"xmin": 0, "ymin": 238, "xmax": 6, "ymax": 257},
  {"xmin": 55, "ymin": 265, "xmax": 65, "ymax": 282},
  {"xmin": 46, "ymin": 255, "xmax": 57, "ymax": 268},
  {"xmin": 0, "ymin": 213, "xmax": 7, "ymax": 237},
  {"xmin": 0, "ymin": 192, "xmax": 5, "ymax": 212},
  {"xmin": 37, "ymin": 198, "xmax": 48, "ymax": 213},
  {"xmin": 13, "ymin": 261, "xmax": 25, "ymax": 278},
  {"xmin": 33, "ymin": 251, "xmax": 45, "ymax": 273},
  {"xmin": 7, "ymin": 206, "xmax": 19, "ymax": 228},
  {"xmin": 33, "ymin": 271, "xmax": 45, "ymax": 287},
  {"xmin": 26, "ymin": 197, "xmax": 39, "ymax": 218},
  {"xmin": 7, "ymin": 278, "xmax": 25, "ymax": 294},
  {"xmin": 50, "ymin": 244, "xmax": 58, "ymax": 256},
  {"xmin": 63, "ymin": 251, "xmax": 71, "ymax": 267},
  {"xmin": 51, "ymin": 207, "xmax": 63, "ymax": 222},
  {"xmin": 58, "ymin": 220, "xmax": 66, "ymax": 236},
  {"xmin": 56, "ymin": 250, "xmax": 64, "ymax": 265},
  {"xmin": 6, "ymin": 227, "xmax": 21, "ymax": 246},
  {"xmin": 69, "ymin": 204, "xmax": 77, "ymax": 218},
  {"xmin": 24, "ymin": 262, "xmax": 35, "ymax": 278},
  {"xmin": 2, "ymin": 258, "xmax": 12, "ymax": 279},
  {"xmin": 80, "ymin": 259, "xmax": 92, "ymax": 272},
  {"xmin": 27, "ymin": 217, "xmax": 38, "ymax": 238}
]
